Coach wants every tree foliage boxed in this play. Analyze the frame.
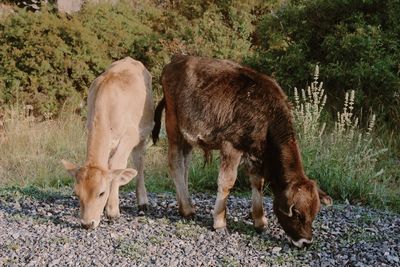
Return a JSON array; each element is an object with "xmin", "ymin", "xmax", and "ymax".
[
  {"xmin": 249, "ymin": 0, "xmax": 400, "ymax": 127},
  {"xmin": 0, "ymin": 1, "xmax": 263, "ymax": 116}
]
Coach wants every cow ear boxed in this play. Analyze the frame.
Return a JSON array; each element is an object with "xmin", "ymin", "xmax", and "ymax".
[
  {"xmin": 318, "ymin": 188, "xmax": 333, "ymax": 206},
  {"xmin": 61, "ymin": 159, "xmax": 80, "ymax": 179},
  {"xmin": 111, "ymin": 168, "xmax": 137, "ymax": 187}
]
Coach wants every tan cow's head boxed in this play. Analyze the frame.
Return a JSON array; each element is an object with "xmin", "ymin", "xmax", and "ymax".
[
  {"xmin": 61, "ymin": 160, "xmax": 137, "ymax": 230},
  {"xmin": 273, "ymin": 179, "xmax": 332, "ymax": 248}
]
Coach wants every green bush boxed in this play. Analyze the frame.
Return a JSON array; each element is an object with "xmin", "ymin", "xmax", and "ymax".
[
  {"xmin": 78, "ymin": 2, "xmax": 155, "ymax": 61},
  {"xmin": 0, "ymin": 8, "xmax": 110, "ymax": 117},
  {"xmin": 0, "ymin": 1, "xmax": 259, "ymax": 116},
  {"xmin": 249, "ymin": 0, "xmax": 400, "ymax": 129}
]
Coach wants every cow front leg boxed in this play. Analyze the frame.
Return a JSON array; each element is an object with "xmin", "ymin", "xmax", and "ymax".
[
  {"xmin": 250, "ymin": 175, "xmax": 267, "ymax": 232},
  {"xmin": 106, "ymin": 182, "xmax": 121, "ymax": 219},
  {"xmin": 106, "ymin": 132, "xmax": 139, "ymax": 219},
  {"xmin": 213, "ymin": 142, "xmax": 242, "ymax": 230}
]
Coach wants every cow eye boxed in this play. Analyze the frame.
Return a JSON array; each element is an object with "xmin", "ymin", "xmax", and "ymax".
[
  {"xmin": 98, "ymin": 192, "xmax": 105, "ymax": 198},
  {"xmin": 294, "ymin": 209, "xmax": 303, "ymax": 220}
]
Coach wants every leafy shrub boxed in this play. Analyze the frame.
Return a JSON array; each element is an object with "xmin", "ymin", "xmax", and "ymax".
[
  {"xmin": 0, "ymin": 1, "xmax": 259, "ymax": 116},
  {"xmin": 0, "ymin": 7, "xmax": 110, "ymax": 117},
  {"xmin": 78, "ymin": 2, "xmax": 155, "ymax": 61},
  {"xmin": 249, "ymin": 0, "xmax": 400, "ymax": 129}
]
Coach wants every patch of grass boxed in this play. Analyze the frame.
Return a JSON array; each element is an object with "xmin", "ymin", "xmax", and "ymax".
[
  {"xmin": 228, "ymin": 220, "xmax": 255, "ymax": 236},
  {"xmin": 147, "ymin": 235, "xmax": 163, "ymax": 245},
  {"xmin": 49, "ymin": 236, "xmax": 71, "ymax": 245},
  {"xmin": 341, "ymin": 227, "xmax": 381, "ymax": 245},
  {"xmin": 115, "ymin": 239, "xmax": 144, "ymax": 261},
  {"xmin": 219, "ymin": 255, "xmax": 240, "ymax": 267},
  {"xmin": 247, "ymin": 235, "xmax": 275, "ymax": 251},
  {"xmin": 353, "ymin": 213, "xmax": 377, "ymax": 226},
  {"xmin": 9, "ymin": 213, "xmax": 26, "ymax": 221},
  {"xmin": 174, "ymin": 220, "xmax": 204, "ymax": 239},
  {"xmin": 4, "ymin": 242, "xmax": 20, "ymax": 252},
  {"xmin": 0, "ymin": 185, "xmax": 70, "ymax": 201},
  {"xmin": 2, "ymin": 259, "xmax": 18, "ymax": 265},
  {"xmin": 260, "ymin": 252, "xmax": 303, "ymax": 266},
  {"xmin": 7, "ymin": 211, "xmax": 51, "ymax": 225}
]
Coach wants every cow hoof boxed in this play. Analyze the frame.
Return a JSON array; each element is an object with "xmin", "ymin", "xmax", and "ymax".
[
  {"xmin": 179, "ymin": 207, "xmax": 196, "ymax": 218},
  {"xmin": 254, "ymin": 224, "xmax": 267, "ymax": 233},
  {"xmin": 106, "ymin": 214, "xmax": 120, "ymax": 220},
  {"xmin": 254, "ymin": 216, "xmax": 268, "ymax": 233},
  {"xmin": 215, "ymin": 227, "xmax": 229, "ymax": 235},
  {"xmin": 105, "ymin": 209, "xmax": 120, "ymax": 220},
  {"xmin": 138, "ymin": 204, "xmax": 148, "ymax": 216},
  {"xmin": 138, "ymin": 204, "xmax": 149, "ymax": 212}
]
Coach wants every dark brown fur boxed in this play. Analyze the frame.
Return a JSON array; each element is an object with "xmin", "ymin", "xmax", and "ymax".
[{"xmin": 153, "ymin": 55, "xmax": 332, "ymax": 246}]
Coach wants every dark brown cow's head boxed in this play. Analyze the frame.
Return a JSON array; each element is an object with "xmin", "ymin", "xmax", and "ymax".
[{"xmin": 273, "ymin": 179, "xmax": 332, "ymax": 247}]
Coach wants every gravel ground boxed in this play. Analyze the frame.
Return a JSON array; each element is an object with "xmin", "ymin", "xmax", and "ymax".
[{"xmin": 0, "ymin": 188, "xmax": 399, "ymax": 266}]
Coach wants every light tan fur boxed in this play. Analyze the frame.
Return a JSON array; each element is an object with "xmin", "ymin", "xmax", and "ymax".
[{"xmin": 62, "ymin": 57, "xmax": 154, "ymax": 229}]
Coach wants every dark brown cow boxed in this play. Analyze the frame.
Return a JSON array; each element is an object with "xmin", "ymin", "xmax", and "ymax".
[{"xmin": 152, "ymin": 55, "xmax": 332, "ymax": 247}]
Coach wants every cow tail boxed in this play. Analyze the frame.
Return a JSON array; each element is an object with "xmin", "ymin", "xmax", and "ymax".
[
  {"xmin": 152, "ymin": 97, "xmax": 166, "ymax": 144},
  {"xmin": 203, "ymin": 149, "xmax": 213, "ymax": 168}
]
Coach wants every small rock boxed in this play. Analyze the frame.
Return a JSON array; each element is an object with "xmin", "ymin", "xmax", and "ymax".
[
  {"xmin": 272, "ymin": 247, "xmax": 282, "ymax": 253},
  {"xmin": 386, "ymin": 255, "xmax": 399, "ymax": 263},
  {"xmin": 11, "ymin": 232, "xmax": 20, "ymax": 239},
  {"xmin": 110, "ymin": 232, "xmax": 117, "ymax": 239},
  {"xmin": 48, "ymin": 259, "xmax": 60, "ymax": 267}
]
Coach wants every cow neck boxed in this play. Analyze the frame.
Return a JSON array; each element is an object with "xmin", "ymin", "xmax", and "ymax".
[
  {"xmin": 264, "ymin": 114, "xmax": 306, "ymax": 195},
  {"xmin": 85, "ymin": 115, "xmax": 111, "ymax": 170}
]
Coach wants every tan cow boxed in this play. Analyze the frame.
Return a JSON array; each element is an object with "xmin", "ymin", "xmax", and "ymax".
[{"xmin": 62, "ymin": 57, "xmax": 154, "ymax": 229}]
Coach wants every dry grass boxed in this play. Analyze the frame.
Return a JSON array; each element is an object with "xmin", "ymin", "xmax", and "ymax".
[{"xmin": 0, "ymin": 106, "xmax": 86, "ymax": 187}]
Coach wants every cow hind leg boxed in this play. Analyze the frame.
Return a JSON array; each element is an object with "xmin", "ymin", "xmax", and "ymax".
[
  {"xmin": 213, "ymin": 142, "xmax": 242, "ymax": 230},
  {"xmin": 250, "ymin": 175, "xmax": 267, "ymax": 232},
  {"xmin": 165, "ymin": 102, "xmax": 195, "ymax": 217},
  {"xmin": 183, "ymin": 142, "xmax": 192, "ymax": 197},
  {"xmin": 131, "ymin": 140, "xmax": 148, "ymax": 211},
  {"xmin": 168, "ymin": 139, "xmax": 195, "ymax": 217}
]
